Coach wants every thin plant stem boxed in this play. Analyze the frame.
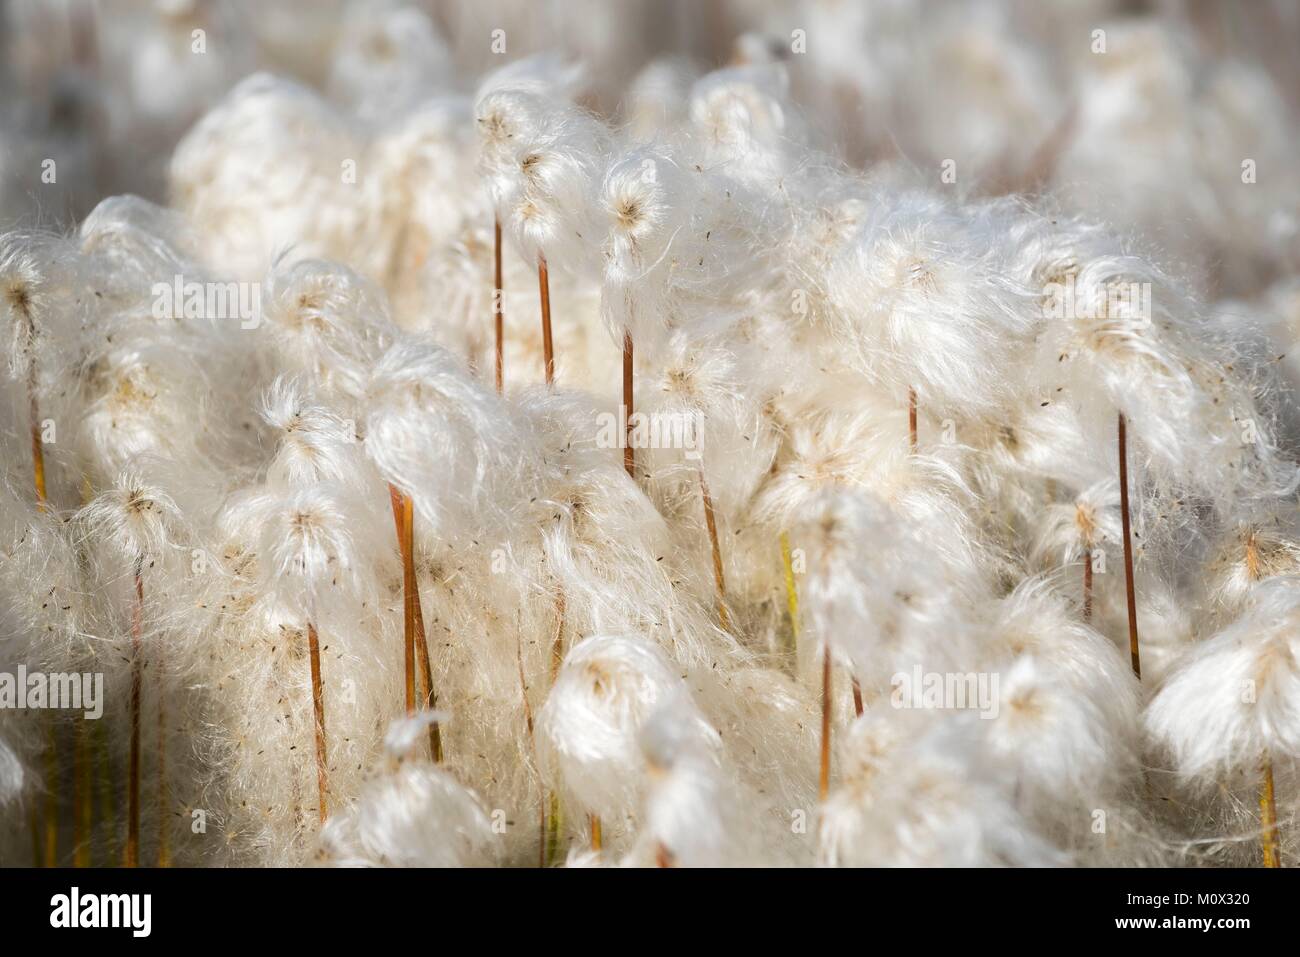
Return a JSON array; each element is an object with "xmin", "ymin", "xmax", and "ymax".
[
  {"xmin": 549, "ymin": 589, "xmax": 566, "ymax": 682},
  {"xmin": 28, "ymin": 335, "xmax": 51, "ymax": 861},
  {"xmin": 125, "ymin": 555, "xmax": 143, "ymax": 867},
  {"xmin": 780, "ymin": 532, "xmax": 800, "ymax": 660},
  {"xmin": 494, "ymin": 215, "xmax": 504, "ymax": 394},
  {"xmin": 698, "ymin": 464, "xmax": 729, "ymax": 632},
  {"xmin": 907, "ymin": 386, "xmax": 917, "ymax": 453},
  {"xmin": 388, "ymin": 484, "xmax": 440, "ymax": 761},
  {"xmin": 623, "ymin": 331, "xmax": 634, "ymax": 478},
  {"xmin": 28, "ymin": 350, "xmax": 47, "ymax": 509},
  {"xmin": 307, "ymin": 622, "xmax": 328, "ymax": 824},
  {"xmin": 1082, "ymin": 554, "xmax": 1094, "ymax": 624},
  {"xmin": 413, "ymin": 598, "xmax": 440, "ymax": 762},
  {"xmin": 545, "ymin": 791, "xmax": 563, "ymax": 866},
  {"xmin": 1244, "ymin": 537, "xmax": 1281, "ymax": 866},
  {"xmin": 1260, "ymin": 752, "xmax": 1281, "ymax": 868},
  {"xmin": 157, "ymin": 644, "xmax": 169, "ymax": 867},
  {"xmin": 401, "ymin": 502, "xmax": 416, "ymax": 716},
  {"xmin": 538, "ymin": 253, "xmax": 554, "ymax": 385},
  {"xmin": 819, "ymin": 646, "xmax": 832, "ymax": 802},
  {"xmin": 589, "ymin": 813, "xmax": 602, "ymax": 852},
  {"xmin": 1117, "ymin": 413, "xmax": 1141, "ymax": 678}
]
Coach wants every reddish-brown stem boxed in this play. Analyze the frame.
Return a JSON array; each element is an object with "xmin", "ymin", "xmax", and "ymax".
[
  {"xmin": 413, "ymin": 606, "xmax": 440, "ymax": 762},
  {"xmin": 1261, "ymin": 753, "xmax": 1280, "ymax": 868},
  {"xmin": 157, "ymin": 643, "xmax": 169, "ymax": 867},
  {"xmin": 388, "ymin": 485, "xmax": 441, "ymax": 761},
  {"xmin": 401, "ymin": 496, "xmax": 416, "ymax": 715},
  {"xmin": 1117, "ymin": 413, "xmax": 1141, "ymax": 679},
  {"xmin": 125, "ymin": 556, "xmax": 143, "ymax": 867},
  {"xmin": 29, "ymin": 380, "xmax": 46, "ymax": 509},
  {"xmin": 623, "ymin": 332, "xmax": 635, "ymax": 478},
  {"xmin": 819, "ymin": 646, "xmax": 832, "ymax": 801},
  {"xmin": 538, "ymin": 253, "xmax": 555, "ymax": 386},
  {"xmin": 851, "ymin": 677, "xmax": 864, "ymax": 717},
  {"xmin": 494, "ymin": 215, "xmax": 504, "ymax": 394},
  {"xmin": 589, "ymin": 814, "xmax": 602, "ymax": 852},
  {"xmin": 1082, "ymin": 554, "xmax": 1094, "ymax": 624},
  {"xmin": 34, "ymin": 385, "xmax": 55, "ymax": 859},
  {"xmin": 907, "ymin": 387, "xmax": 918, "ymax": 453},
  {"xmin": 698, "ymin": 466, "xmax": 729, "ymax": 632},
  {"xmin": 655, "ymin": 842, "xmax": 675, "ymax": 867},
  {"xmin": 307, "ymin": 622, "xmax": 328, "ymax": 824},
  {"xmin": 21, "ymin": 309, "xmax": 46, "ymax": 509}
]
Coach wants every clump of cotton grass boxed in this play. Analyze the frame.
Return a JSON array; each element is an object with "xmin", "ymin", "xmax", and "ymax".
[
  {"xmin": 537, "ymin": 634, "xmax": 717, "ymax": 856},
  {"xmin": 1031, "ymin": 480, "xmax": 1122, "ymax": 621},
  {"xmin": 361, "ymin": 97, "xmax": 482, "ymax": 330},
  {"xmin": 76, "ymin": 462, "xmax": 186, "ymax": 867},
  {"xmin": 823, "ymin": 189, "xmax": 1038, "ymax": 431},
  {"xmin": 1147, "ymin": 576, "xmax": 1300, "ymax": 867},
  {"xmin": 7, "ymin": 14, "xmax": 1300, "ymax": 871},
  {"xmin": 1, "ymin": 231, "xmax": 86, "ymax": 509},
  {"xmin": 362, "ymin": 336, "xmax": 551, "ymax": 787},
  {"xmin": 261, "ymin": 258, "xmax": 395, "ymax": 411},
  {"xmin": 325, "ymin": 1, "xmax": 452, "ymax": 126},
  {"xmin": 821, "ymin": 709, "xmax": 1065, "ymax": 867},
  {"xmin": 168, "ymin": 73, "xmax": 363, "ymax": 278},
  {"xmin": 635, "ymin": 324, "xmax": 779, "ymax": 632},
  {"xmin": 628, "ymin": 702, "xmax": 729, "ymax": 867},
  {"xmin": 795, "ymin": 488, "xmax": 984, "ymax": 802},
  {"xmin": 0, "ymin": 483, "xmax": 92, "ymax": 866},
  {"xmin": 317, "ymin": 712, "xmax": 497, "ymax": 867},
  {"xmin": 476, "ymin": 78, "xmax": 606, "ymax": 389},
  {"xmin": 364, "ymin": 337, "xmax": 540, "ymax": 545}
]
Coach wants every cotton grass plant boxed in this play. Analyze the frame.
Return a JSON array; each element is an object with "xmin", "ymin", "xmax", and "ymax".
[{"xmin": 2, "ymin": 0, "xmax": 1299, "ymax": 871}]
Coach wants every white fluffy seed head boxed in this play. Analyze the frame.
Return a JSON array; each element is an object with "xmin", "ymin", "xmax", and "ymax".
[
  {"xmin": 1, "ymin": 236, "xmax": 51, "ymax": 381},
  {"xmin": 169, "ymin": 73, "xmax": 363, "ymax": 278},
  {"xmin": 326, "ymin": 1, "xmax": 452, "ymax": 125},
  {"xmin": 261, "ymin": 258, "xmax": 394, "ymax": 406},
  {"xmin": 1, "ymin": 232, "xmax": 83, "ymax": 390},
  {"xmin": 1146, "ymin": 577, "xmax": 1300, "ymax": 783},
  {"xmin": 251, "ymin": 483, "xmax": 360, "ymax": 616},
  {"xmin": 635, "ymin": 702, "xmax": 728, "ymax": 867},
  {"xmin": 384, "ymin": 711, "xmax": 451, "ymax": 763},
  {"xmin": 260, "ymin": 376, "xmax": 364, "ymax": 490},
  {"xmin": 537, "ymin": 634, "xmax": 716, "ymax": 821},
  {"xmin": 824, "ymin": 191, "xmax": 1037, "ymax": 421},
  {"xmin": 1203, "ymin": 517, "xmax": 1300, "ymax": 619},
  {"xmin": 1031, "ymin": 479, "xmax": 1121, "ymax": 569},
  {"xmin": 821, "ymin": 715, "xmax": 1064, "ymax": 867},
  {"xmin": 796, "ymin": 488, "xmax": 980, "ymax": 694},
  {"xmin": 76, "ymin": 461, "xmax": 184, "ymax": 563},
  {"xmin": 688, "ymin": 63, "xmax": 801, "ymax": 184},
  {"xmin": 319, "ymin": 715, "xmax": 495, "ymax": 868},
  {"xmin": 363, "ymin": 338, "xmax": 539, "ymax": 544}
]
